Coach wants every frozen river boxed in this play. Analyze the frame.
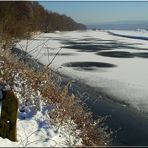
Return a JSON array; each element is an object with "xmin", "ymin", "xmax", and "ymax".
[
  {"xmin": 16, "ymin": 30, "xmax": 148, "ymax": 114},
  {"xmin": 14, "ymin": 29, "xmax": 148, "ymax": 145}
]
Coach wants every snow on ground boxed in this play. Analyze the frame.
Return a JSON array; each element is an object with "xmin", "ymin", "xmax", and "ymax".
[
  {"xmin": 16, "ymin": 30, "xmax": 148, "ymax": 113},
  {"xmin": 109, "ymin": 29, "xmax": 148, "ymax": 36},
  {"xmin": 108, "ymin": 29, "xmax": 148, "ymax": 40},
  {"xmin": 0, "ymin": 111, "xmax": 81, "ymax": 147},
  {"xmin": 0, "ymin": 63, "xmax": 82, "ymax": 147}
]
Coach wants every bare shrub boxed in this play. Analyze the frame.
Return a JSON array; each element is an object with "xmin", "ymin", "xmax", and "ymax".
[
  {"xmin": 0, "ymin": 37, "xmax": 110, "ymax": 146},
  {"xmin": 49, "ymin": 84, "xmax": 110, "ymax": 146}
]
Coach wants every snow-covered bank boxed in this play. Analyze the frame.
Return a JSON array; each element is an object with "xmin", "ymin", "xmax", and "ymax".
[
  {"xmin": 0, "ymin": 47, "xmax": 109, "ymax": 146},
  {"xmin": 0, "ymin": 55, "xmax": 82, "ymax": 147},
  {"xmin": 108, "ymin": 29, "xmax": 148, "ymax": 40},
  {"xmin": 0, "ymin": 111, "xmax": 81, "ymax": 147},
  {"xmin": 15, "ymin": 30, "xmax": 148, "ymax": 114},
  {"xmin": 109, "ymin": 29, "xmax": 148, "ymax": 38}
]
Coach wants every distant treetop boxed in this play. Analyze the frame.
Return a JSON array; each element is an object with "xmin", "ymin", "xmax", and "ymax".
[{"xmin": 0, "ymin": 1, "xmax": 86, "ymax": 38}]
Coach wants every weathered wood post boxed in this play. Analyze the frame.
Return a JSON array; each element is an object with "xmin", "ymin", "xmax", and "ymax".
[{"xmin": 0, "ymin": 90, "xmax": 18, "ymax": 141}]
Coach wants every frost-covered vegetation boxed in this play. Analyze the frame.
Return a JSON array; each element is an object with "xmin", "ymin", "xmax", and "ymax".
[
  {"xmin": 0, "ymin": 1, "xmax": 109, "ymax": 147},
  {"xmin": 0, "ymin": 39, "xmax": 109, "ymax": 147}
]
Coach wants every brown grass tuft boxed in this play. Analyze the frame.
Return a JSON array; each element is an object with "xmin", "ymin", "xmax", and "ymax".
[{"xmin": 0, "ymin": 45, "xmax": 110, "ymax": 146}]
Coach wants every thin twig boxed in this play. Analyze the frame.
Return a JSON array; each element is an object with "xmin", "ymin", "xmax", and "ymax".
[{"xmin": 46, "ymin": 48, "xmax": 62, "ymax": 67}]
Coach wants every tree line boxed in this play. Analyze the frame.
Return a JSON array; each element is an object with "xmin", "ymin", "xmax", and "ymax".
[{"xmin": 0, "ymin": 1, "xmax": 86, "ymax": 39}]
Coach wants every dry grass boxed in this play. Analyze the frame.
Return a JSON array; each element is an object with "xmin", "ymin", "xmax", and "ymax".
[
  {"xmin": 0, "ymin": 43, "xmax": 110, "ymax": 146},
  {"xmin": 49, "ymin": 86, "xmax": 110, "ymax": 146}
]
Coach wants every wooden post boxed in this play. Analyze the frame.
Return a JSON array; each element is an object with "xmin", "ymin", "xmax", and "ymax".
[{"xmin": 0, "ymin": 90, "xmax": 18, "ymax": 141}]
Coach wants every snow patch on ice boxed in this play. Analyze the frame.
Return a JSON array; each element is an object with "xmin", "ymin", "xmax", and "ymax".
[{"xmin": 15, "ymin": 30, "xmax": 148, "ymax": 114}]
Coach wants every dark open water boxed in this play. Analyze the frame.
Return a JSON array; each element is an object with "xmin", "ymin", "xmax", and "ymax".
[
  {"xmin": 11, "ymin": 38, "xmax": 148, "ymax": 146},
  {"xmin": 58, "ymin": 74, "xmax": 148, "ymax": 146}
]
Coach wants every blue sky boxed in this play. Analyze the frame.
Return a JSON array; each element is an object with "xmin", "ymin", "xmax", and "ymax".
[{"xmin": 39, "ymin": 2, "xmax": 148, "ymax": 25}]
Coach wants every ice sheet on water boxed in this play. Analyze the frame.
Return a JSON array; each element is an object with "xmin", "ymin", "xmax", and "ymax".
[{"xmin": 15, "ymin": 30, "xmax": 148, "ymax": 114}]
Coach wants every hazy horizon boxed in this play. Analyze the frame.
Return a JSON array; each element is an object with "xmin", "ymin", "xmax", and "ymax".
[
  {"xmin": 87, "ymin": 20, "xmax": 148, "ymax": 25},
  {"xmin": 39, "ymin": 1, "xmax": 148, "ymax": 25}
]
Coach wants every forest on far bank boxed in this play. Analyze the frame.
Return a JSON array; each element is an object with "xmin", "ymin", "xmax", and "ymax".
[{"xmin": 0, "ymin": 1, "xmax": 86, "ymax": 39}]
